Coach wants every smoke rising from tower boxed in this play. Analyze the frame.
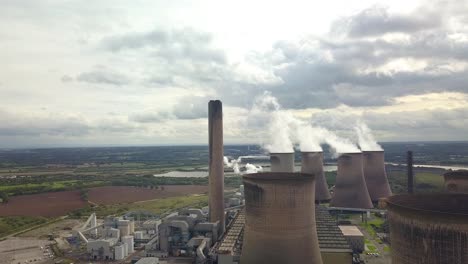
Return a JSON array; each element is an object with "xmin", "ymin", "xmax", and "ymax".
[
  {"xmin": 249, "ymin": 92, "xmax": 361, "ymax": 154},
  {"xmin": 355, "ymin": 122, "xmax": 382, "ymax": 151}
]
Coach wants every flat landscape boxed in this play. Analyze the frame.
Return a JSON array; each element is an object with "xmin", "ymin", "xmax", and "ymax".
[
  {"xmin": 88, "ymin": 185, "xmax": 208, "ymax": 205},
  {"xmin": 0, "ymin": 185, "xmax": 208, "ymax": 217},
  {"xmin": 0, "ymin": 190, "xmax": 86, "ymax": 217}
]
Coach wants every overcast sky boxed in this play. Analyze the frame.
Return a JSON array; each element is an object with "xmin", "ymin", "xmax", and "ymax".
[{"xmin": 1, "ymin": 0, "xmax": 468, "ymax": 148}]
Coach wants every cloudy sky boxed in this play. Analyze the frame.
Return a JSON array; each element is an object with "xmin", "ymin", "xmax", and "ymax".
[{"xmin": 1, "ymin": 0, "xmax": 468, "ymax": 148}]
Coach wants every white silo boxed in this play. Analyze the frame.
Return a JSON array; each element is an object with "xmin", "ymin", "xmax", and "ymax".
[
  {"xmin": 114, "ymin": 244, "xmax": 126, "ymax": 260},
  {"xmin": 122, "ymin": 235, "xmax": 134, "ymax": 254}
]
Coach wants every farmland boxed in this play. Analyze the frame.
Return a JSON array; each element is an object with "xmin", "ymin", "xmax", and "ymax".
[
  {"xmin": 0, "ymin": 190, "xmax": 87, "ymax": 217},
  {"xmin": 0, "ymin": 185, "xmax": 208, "ymax": 217},
  {"xmin": 88, "ymin": 185, "xmax": 208, "ymax": 205}
]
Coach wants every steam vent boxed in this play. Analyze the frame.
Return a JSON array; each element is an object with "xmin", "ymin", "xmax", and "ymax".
[
  {"xmin": 362, "ymin": 151, "xmax": 392, "ymax": 202},
  {"xmin": 384, "ymin": 194, "xmax": 468, "ymax": 264},
  {"xmin": 301, "ymin": 152, "xmax": 331, "ymax": 202},
  {"xmin": 208, "ymin": 100, "xmax": 225, "ymax": 234},
  {"xmin": 330, "ymin": 153, "xmax": 373, "ymax": 209},
  {"xmin": 444, "ymin": 170, "xmax": 468, "ymax": 193},
  {"xmin": 270, "ymin": 152, "xmax": 295, "ymax": 172},
  {"xmin": 241, "ymin": 172, "xmax": 323, "ymax": 264}
]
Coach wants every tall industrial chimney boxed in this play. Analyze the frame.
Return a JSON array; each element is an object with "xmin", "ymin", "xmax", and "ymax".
[
  {"xmin": 208, "ymin": 100, "xmax": 225, "ymax": 234},
  {"xmin": 270, "ymin": 152, "xmax": 295, "ymax": 172},
  {"xmin": 407, "ymin": 151, "xmax": 414, "ymax": 194},
  {"xmin": 241, "ymin": 172, "xmax": 323, "ymax": 264},
  {"xmin": 384, "ymin": 193, "xmax": 468, "ymax": 264},
  {"xmin": 330, "ymin": 153, "xmax": 373, "ymax": 209},
  {"xmin": 362, "ymin": 151, "xmax": 392, "ymax": 202},
  {"xmin": 301, "ymin": 152, "xmax": 331, "ymax": 202}
]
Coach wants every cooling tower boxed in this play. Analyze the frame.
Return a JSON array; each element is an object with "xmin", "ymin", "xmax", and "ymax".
[
  {"xmin": 330, "ymin": 153, "xmax": 373, "ymax": 209},
  {"xmin": 301, "ymin": 152, "xmax": 331, "ymax": 202},
  {"xmin": 270, "ymin": 152, "xmax": 295, "ymax": 172},
  {"xmin": 362, "ymin": 151, "xmax": 392, "ymax": 202},
  {"xmin": 444, "ymin": 170, "xmax": 468, "ymax": 193},
  {"xmin": 208, "ymin": 100, "xmax": 225, "ymax": 234},
  {"xmin": 384, "ymin": 194, "xmax": 468, "ymax": 264},
  {"xmin": 241, "ymin": 172, "xmax": 323, "ymax": 264}
]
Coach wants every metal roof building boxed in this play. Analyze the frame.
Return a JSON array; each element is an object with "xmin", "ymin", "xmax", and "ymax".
[
  {"xmin": 214, "ymin": 206, "xmax": 352, "ymax": 264},
  {"xmin": 316, "ymin": 206, "xmax": 353, "ymax": 264}
]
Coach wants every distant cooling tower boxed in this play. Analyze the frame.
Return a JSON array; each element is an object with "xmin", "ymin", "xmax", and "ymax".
[
  {"xmin": 241, "ymin": 172, "xmax": 323, "ymax": 264},
  {"xmin": 384, "ymin": 194, "xmax": 468, "ymax": 264},
  {"xmin": 208, "ymin": 100, "xmax": 225, "ymax": 234},
  {"xmin": 301, "ymin": 152, "xmax": 331, "ymax": 202},
  {"xmin": 362, "ymin": 151, "xmax": 392, "ymax": 202},
  {"xmin": 330, "ymin": 153, "xmax": 373, "ymax": 209},
  {"xmin": 444, "ymin": 170, "xmax": 468, "ymax": 193},
  {"xmin": 270, "ymin": 152, "xmax": 295, "ymax": 172}
]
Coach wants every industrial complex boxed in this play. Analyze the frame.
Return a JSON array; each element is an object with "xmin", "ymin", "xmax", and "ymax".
[{"xmin": 61, "ymin": 99, "xmax": 468, "ymax": 264}]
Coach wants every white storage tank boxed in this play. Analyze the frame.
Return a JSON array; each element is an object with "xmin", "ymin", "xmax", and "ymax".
[
  {"xmin": 134, "ymin": 231, "xmax": 144, "ymax": 239},
  {"xmin": 114, "ymin": 244, "xmax": 126, "ymax": 260},
  {"xmin": 122, "ymin": 235, "xmax": 135, "ymax": 254},
  {"xmin": 228, "ymin": 198, "xmax": 241, "ymax": 207},
  {"xmin": 123, "ymin": 241, "xmax": 128, "ymax": 256},
  {"xmin": 118, "ymin": 220, "xmax": 131, "ymax": 237}
]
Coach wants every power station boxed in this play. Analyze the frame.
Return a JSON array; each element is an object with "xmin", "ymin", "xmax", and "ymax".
[
  {"xmin": 301, "ymin": 151, "xmax": 332, "ymax": 202},
  {"xmin": 363, "ymin": 151, "xmax": 392, "ymax": 202},
  {"xmin": 384, "ymin": 193, "xmax": 468, "ymax": 264},
  {"xmin": 67, "ymin": 99, "xmax": 468, "ymax": 264},
  {"xmin": 330, "ymin": 153, "xmax": 373, "ymax": 209},
  {"xmin": 241, "ymin": 172, "xmax": 323, "ymax": 264}
]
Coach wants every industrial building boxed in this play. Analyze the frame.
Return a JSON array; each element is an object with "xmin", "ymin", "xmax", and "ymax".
[
  {"xmin": 330, "ymin": 153, "xmax": 373, "ymax": 209},
  {"xmin": 302, "ymin": 151, "xmax": 332, "ymax": 202},
  {"xmin": 316, "ymin": 206, "xmax": 354, "ymax": 264},
  {"xmin": 60, "ymin": 99, "xmax": 468, "ymax": 264},
  {"xmin": 269, "ymin": 152, "xmax": 295, "ymax": 172},
  {"xmin": 73, "ymin": 214, "xmax": 138, "ymax": 261},
  {"xmin": 444, "ymin": 170, "xmax": 468, "ymax": 193},
  {"xmin": 384, "ymin": 193, "xmax": 468, "ymax": 264},
  {"xmin": 362, "ymin": 151, "xmax": 392, "ymax": 202}
]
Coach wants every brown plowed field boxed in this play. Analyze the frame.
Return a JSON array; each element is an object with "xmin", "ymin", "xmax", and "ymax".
[
  {"xmin": 88, "ymin": 185, "xmax": 208, "ymax": 205},
  {"xmin": 0, "ymin": 191, "xmax": 86, "ymax": 217},
  {"xmin": 0, "ymin": 185, "xmax": 208, "ymax": 217}
]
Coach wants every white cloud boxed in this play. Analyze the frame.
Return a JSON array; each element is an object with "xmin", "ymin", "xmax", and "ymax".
[{"xmin": 0, "ymin": 0, "xmax": 467, "ymax": 147}]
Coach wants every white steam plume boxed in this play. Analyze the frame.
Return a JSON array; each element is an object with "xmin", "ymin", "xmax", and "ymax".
[
  {"xmin": 323, "ymin": 130, "xmax": 361, "ymax": 155},
  {"xmin": 249, "ymin": 91, "xmax": 362, "ymax": 154},
  {"xmin": 355, "ymin": 122, "xmax": 382, "ymax": 151},
  {"xmin": 252, "ymin": 92, "xmax": 294, "ymax": 153},
  {"xmin": 245, "ymin": 163, "xmax": 263, "ymax": 173},
  {"xmin": 224, "ymin": 156, "xmax": 264, "ymax": 174},
  {"xmin": 223, "ymin": 156, "xmax": 240, "ymax": 174}
]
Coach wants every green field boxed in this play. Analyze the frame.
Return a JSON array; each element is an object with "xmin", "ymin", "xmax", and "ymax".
[
  {"xmin": 70, "ymin": 194, "xmax": 209, "ymax": 218},
  {"xmin": 0, "ymin": 216, "xmax": 48, "ymax": 238}
]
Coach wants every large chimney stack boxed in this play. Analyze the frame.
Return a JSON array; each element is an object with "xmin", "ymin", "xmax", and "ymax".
[
  {"xmin": 330, "ymin": 153, "xmax": 373, "ymax": 209},
  {"xmin": 363, "ymin": 151, "xmax": 392, "ymax": 202},
  {"xmin": 407, "ymin": 151, "xmax": 414, "ymax": 194},
  {"xmin": 270, "ymin": 152, "xmax": 295, "ymax": 172},
  {"xmin": 208, "ymin": 100, "xmax": 225, "ymax": 234},
  {"xmin": 241, "ymin": 172, "xmax": 323, "ymax": 264},
  {"xmin": 301, "ymin": 152, "xmax": 331, "ymax": 202}
]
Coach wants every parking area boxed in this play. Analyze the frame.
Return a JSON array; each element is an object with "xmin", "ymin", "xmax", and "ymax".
[{"xmin": 0, "ymin": 237, "xmax": 54, "ymax": 264}]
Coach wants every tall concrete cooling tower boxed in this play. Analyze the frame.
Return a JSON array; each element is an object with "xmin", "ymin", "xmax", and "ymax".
[
  {"xmin": 363, "ymin": 151, "xmax": 392, "ymax": 202},
  {"xmin": 384, "ymin": 194, "xmax": 468, "ymax": 264},
  {"xmin": 270, "ymin": 152, "xmax": 295, "ymax": 172},
  {"xmin": 208, "ymin": 100, "xmax": 225, "ymax": 234},
  {"xmin": 444, "ymin": 170, "xmax": 468, "ymax": 193},
  {"xmin": 301, "ymin": 152, "xmax": 331, "ymax": 202},
  {"xmin": 241, "ymin": 172, "xmax": 323, "ymax": 264},
  {"xmin": 330, "ymin": 153, "xmax": 373, "ymax": 209}
]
